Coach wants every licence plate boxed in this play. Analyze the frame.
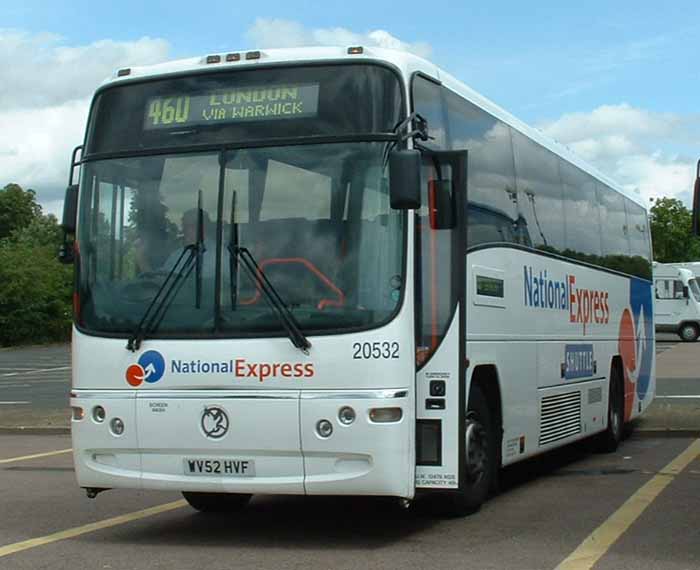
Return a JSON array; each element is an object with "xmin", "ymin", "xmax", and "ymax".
[{"xmin": 183, "ymin": 458, "xmax": 255, "ymax": 477}]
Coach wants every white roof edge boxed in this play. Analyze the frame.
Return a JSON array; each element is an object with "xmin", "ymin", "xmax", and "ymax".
[{"xmin": 101, "ymin": 46, "xmax": 643, "ymax": 209}]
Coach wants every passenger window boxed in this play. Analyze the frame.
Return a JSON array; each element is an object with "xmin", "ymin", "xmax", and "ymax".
[
  {"xmin": 512, "ymin": 131, "xmax": 565, "ymax": 253},
  {"xmin": 412, "ymin": 76, "xmax": 448, "ymax": 150},
  {"xmin": 443, "ymin": 89, "xmax": 519, "ymax": 248},
  {"xmin": 560, "ymin": 161, "xmax": 601, "ymax": 260},
  {"xmin": 655, "ymin": 279, "xmax": 686, "ymax": 300},
  {"xmin": 625, "ymin": 199, "xmax": 652, "ymax": 279}
]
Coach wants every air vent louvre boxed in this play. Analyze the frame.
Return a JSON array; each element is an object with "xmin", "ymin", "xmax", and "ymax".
[{"xmin": 539, "ymin": 391, "xmax": 581, "ymax": 446}]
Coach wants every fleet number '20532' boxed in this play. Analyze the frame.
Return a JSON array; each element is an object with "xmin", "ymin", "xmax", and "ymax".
[{"xmin": 352, "ymin": 342, "xmax": 400, "ymax": 360}]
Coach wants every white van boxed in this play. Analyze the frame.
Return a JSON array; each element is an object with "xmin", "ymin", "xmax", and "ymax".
[{"xmin": 653, "ymin": 262, "xmax": 700, "ymax": 341}]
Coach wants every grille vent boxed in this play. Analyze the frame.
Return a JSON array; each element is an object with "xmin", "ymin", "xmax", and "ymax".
[{"xmin": 539, "ymin": 391, "xmax": 581, "ymax": 446}]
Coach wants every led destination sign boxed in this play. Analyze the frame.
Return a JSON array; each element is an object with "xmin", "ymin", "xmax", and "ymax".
[{"xmin": 143, "ymin": 83, "xmax": 320, "ymax": 129}]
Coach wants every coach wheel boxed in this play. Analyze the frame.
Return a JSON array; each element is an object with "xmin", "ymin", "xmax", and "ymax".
[
  {"xmin": 182, "ymin": 492, "xmax": 252, "ymax": 513},
  {"xmin": 679, "ymin": 323, "xmax": 699, "ymax": 342},
  {"xmin": 596, "ymin": 364, "xmax": 624, "ymax": 453},
  {"xmin": 443, "ymin": 384, "xmax": 495, "ymax": 516}
]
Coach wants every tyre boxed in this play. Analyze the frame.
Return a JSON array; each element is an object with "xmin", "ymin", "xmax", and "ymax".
[
  {"xmin": 596, "ymin": 363, "xmax": 624, "ymax": 453},
  {"xmin": 182, "ymin": 492, "xmax": 252, "ymax": 513},
  {"xmin": 679, "ymin": 323, "xmax": 699, "ymax": 342},
  {"xmin": 443, "ymin": 384, "xmax": 496, "ymax": 516}
]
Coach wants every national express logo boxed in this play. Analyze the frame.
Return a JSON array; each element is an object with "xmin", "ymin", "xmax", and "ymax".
[
  {"xmin": 125, "ymin": 350, "xmax": 166, "ymax": 387},
  {"xmin": 125, "ymin": 351, "xmax": 315, "ymax": 386},
  {"xmin": 618, "ymin": 279, "xmax": 653, "ymax": 421},
  {"xmin": 523, "ymin": 266, "xmax": 610, "ymax": 333}
]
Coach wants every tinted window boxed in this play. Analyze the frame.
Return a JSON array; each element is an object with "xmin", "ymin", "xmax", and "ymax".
[
  {"xmin": 655, "ymin": 279, "xmax": 685, "ymax": 300},
  {"xmin": 560, "ymin": 161, "xmax": 601, "ymax": 260},
  {"xmin": 512, "ymin": 131, "xmax": 565, "ymax": 252},
  {"xmin": 626, "ymin": 199, "xmax": 652, "ymax": 278},
  {"xmin": 598, "ymin": 184, "xmax": 630, "ymax": 257},
  {"xmin": 444, "ymin": 89, "xmax": 520, "ymax": 247},
  {"xmin": 412, "ymin": 76, "xmax": 448, "ymax": 150}
]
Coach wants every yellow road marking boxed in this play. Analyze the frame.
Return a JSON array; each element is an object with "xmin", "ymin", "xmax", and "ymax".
[
  {"xmin": 0, "ymin": 448, "xmax": 72, "ymax": 465},
  {"xmin": 0, "ymin": 500, "xmax": 187, "ymax": 558},
  {"xmin": 556, "ymin": 438, "xmax": 700, "ymax": 570}
]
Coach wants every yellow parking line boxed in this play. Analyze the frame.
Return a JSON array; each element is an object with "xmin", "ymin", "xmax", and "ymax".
[
  {"xmin": 0, "ymin": 448, "xmax": 72, "ymax": 465},
  {"xmin": 0, "ymin": 500, "xmax": 187, "ymax": 558},
  {"xmin": 556, "ymin": 438, "xmax": 700, "ymax": 570}
]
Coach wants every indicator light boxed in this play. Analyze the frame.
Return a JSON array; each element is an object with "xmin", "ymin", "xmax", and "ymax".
[
  {"xmin": 206, "ymin": 55, "xmax": 221, "ymax": 64},
  {"xmin": 369, "ymin": 407, "xmax": 403, "ymax": 423},
  {"xmin": 347, "ymin": 46, "xmax": 364, "ymax": 55},
  {"xmin": 245, "ymin": 51, "xmax": 261, "ymax": 60},
  {"xmin": 226, "ymin": 53, "xmax": 240, "ymax": 62},
  {"xmin": 72, "ymin": 406, "xmax": 85, "ymax": 421},
  {"xmin": 117, "ymin": 68, "xmax": 131, "ymax": 77}
]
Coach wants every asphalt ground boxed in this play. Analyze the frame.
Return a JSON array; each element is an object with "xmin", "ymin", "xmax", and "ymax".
[{"xmin": 0, "ymin": 433, "xmax": 698, "ymax": 569}]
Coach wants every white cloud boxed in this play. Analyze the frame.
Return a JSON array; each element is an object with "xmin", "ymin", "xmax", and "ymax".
[
  {"xmin": 539, "ymin": 104, "xmax": 698, "ymax": 204},
  {"xmin": 0, "ymin": 31, "xmax": 170, "ymax": 209},
  {"xmin": 246, "ymin": 19, "xmax": 432, "ymax": 59}
]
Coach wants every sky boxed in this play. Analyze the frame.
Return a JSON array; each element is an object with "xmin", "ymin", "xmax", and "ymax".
[{"xmin": 1, "ymin": 0, "xmax": 699, "ymax": 216}]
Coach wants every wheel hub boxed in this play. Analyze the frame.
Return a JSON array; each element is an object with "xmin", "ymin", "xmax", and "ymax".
[{"xmin": 465, "ymin": 415, "xmax": 488, "ymax": 483}]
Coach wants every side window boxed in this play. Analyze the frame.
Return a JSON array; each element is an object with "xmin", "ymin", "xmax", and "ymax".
[
  {"xmin": 412, "ymin": 76, "xmax": 448, "ymax": 150},
  {"xmin": 625, "ymin": 199, "xmax": 652, "ymax": 279},
  {"xmin": 444, "ymin": 89, "xmax": 519, "ymax": 247},
  {"xmin": 598, "ymin": 184, "xmax": 631, "ymax": 273},
  {"xmin": 512, "ymin": 130, "xmax": 566, "ymax": 253},
  {"xmin": 656, "ymin": 279, "xmax": 685, "ymax": 300},
  {"xmin": 560, "ymin": 162, "xmax": 601, "ymax": 261}
]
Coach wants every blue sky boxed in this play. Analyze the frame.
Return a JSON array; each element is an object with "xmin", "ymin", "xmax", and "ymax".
[{"xmin": 1, "ymin": 1, "xmax": 699, "ymax": 211}]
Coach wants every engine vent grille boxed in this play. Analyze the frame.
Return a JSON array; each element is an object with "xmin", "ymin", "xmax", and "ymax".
[{"xmin": 539, "ymin": 391, "xmax": 582, "ymax": 446}]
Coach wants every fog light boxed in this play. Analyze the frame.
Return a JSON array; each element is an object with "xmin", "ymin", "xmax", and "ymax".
[
  {"xmin": 92, "ymin": 406, "xmax": 106, "ymax": 423},
  {"xmin": 369, "ymin": 407, "xmax": 403, "ymax": 423},
  {"xmin": 72, "ymin": 406, "xmax": 85, "ymax": 421},
  {"xmin": 316, "ymin": 419, "xmax": 333, "ymax": 438},
  {"xmin": 338, "ymin": 406, "xmax": 356, "ymax": 425},
  {"xmin": 110, "ymin": 417, "xmax": 125, "ymax": 436}
]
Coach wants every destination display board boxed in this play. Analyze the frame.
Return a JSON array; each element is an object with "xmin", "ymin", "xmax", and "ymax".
[{"xmin": 143, "ymin": 84, "xmax": 320, "ymax": 130}]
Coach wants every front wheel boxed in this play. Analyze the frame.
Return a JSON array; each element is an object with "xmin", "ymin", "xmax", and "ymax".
[
  {"xmin": 443, "ymin": 384, "xmax": 496, "ymax": 516},
  {"xmin": 679, "ymin": 323, "xmax": 699, "ymax": 342},
  {"xmin": 182, "ymin": 492, "xmax": 252, "ymax": 513}
]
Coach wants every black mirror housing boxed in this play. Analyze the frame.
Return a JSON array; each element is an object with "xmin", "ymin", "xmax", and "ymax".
[
  {"xmin": 62, "ymin": 184, "xmax": 79, "ymax": 234},
  {"xmin": 389, "ymin": 149, "xmax": 421, "ymax": 210}
]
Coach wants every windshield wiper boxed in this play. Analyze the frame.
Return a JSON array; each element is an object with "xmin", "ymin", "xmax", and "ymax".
[
  {"xmin": 126, "ymin": 192, "xmax": 206, "ymax": 352},
  {"xmin": 227, "ymin": 243, "xmax": 311, "ymax": 354}
]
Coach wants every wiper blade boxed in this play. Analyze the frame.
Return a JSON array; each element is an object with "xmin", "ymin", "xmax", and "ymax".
[
  {"xmin": 228, "ymin": 244, "xmax": 311, "ymax": 354},
  {"xmin": 126, "ymin": 244, "xmax": 199, "ymax": 352},
  {"xmin": 127, "ymin": 192, "xmax": 207, "ymax": 352}
]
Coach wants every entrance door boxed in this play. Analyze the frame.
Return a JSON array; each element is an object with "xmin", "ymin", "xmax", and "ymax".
[{"xmin": 414, "ymin": 150, "xmax": 468, "ymax": 492}]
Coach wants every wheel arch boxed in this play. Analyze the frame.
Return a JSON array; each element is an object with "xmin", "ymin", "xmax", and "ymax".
[{"xmin": 468, "ymin": 364, "xmax": 503, "ymax": 450}]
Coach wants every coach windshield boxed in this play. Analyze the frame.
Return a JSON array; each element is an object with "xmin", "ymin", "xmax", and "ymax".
[{"xmin": 76, "ymin": 64, "xmax": 405, "ymax": 339}]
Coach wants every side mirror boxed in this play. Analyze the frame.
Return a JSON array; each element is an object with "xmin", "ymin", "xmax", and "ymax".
[
  {"xmin": 389, "ymin": 149, "xmax": 421, "ymax": 210},
  {"xmin": 693, "ymin": 159, "xmax": 700, "ymax": 235},
  {"xmin": 684, "ymin": 285, "xmax": 689, "ymax": 299},
  {"xmin": 428, "ymin": 180, "xmax": 455, "ymax": 229},
  {"xmin": 62, "ymin": 184, "xmax": 79, "ymax": 234}
]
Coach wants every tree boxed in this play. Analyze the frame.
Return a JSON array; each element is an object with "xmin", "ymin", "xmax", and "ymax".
[
  {"xmin": 649, "ymin": 197, "xmax": 700, "ymax": 262},
  {"xmin": 0, "ymin": 183, "xmax": 42, "ymax": 240},
  {"xmin": 0, "ymin": 184, "xmax": 72, "ymax": 346}
]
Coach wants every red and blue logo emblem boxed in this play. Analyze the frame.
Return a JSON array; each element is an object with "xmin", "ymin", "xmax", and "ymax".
[{"xmin": 126, "ymin": 350, "xmax": 166, "ymax": 387}]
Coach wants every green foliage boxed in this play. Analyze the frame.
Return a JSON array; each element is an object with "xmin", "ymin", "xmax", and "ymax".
[
  {"xmin": 0, "ymin": 185, "xmax": 72, "ymax": 346},
  {"xmin": 0, "ymin": 183, "xmax": 42, "ymax": 240},
  {"xmin": 649, "ymin": 198, "xmax": 700, "ymax": 262}
]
